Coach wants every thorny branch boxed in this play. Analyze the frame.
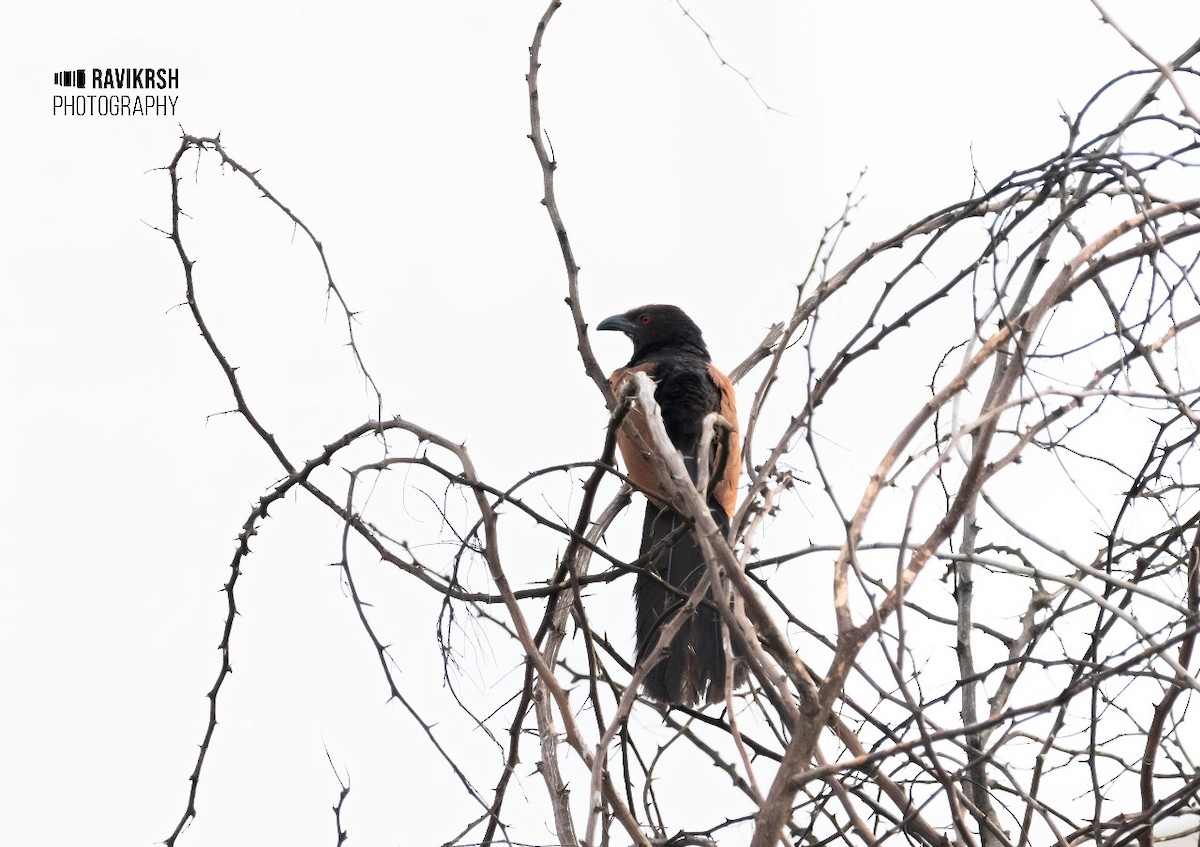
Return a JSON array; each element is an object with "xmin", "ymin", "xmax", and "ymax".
[{"xmin": 162, "ymin": 8, "xmax": 1200, "ymax": 847}]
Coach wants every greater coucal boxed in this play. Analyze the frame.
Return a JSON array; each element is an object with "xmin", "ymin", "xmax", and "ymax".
[{"xmin": 598, "ymin": 304, "xmax": 744, "ymax": 706}]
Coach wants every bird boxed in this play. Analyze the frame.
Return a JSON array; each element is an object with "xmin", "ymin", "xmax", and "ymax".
[{"xmin": 597, "ymin": 304, "xmax": 745, "ymax": 706}]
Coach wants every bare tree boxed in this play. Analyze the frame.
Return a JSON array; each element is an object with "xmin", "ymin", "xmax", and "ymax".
[{"xmin": 160, "ymin": 4, "xmax": 1200, "ymax": 846}]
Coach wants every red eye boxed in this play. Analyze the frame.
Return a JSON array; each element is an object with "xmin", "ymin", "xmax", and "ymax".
[{"xmin": 639, "ymin": 314, "xmax": 652, "ymax": 325}]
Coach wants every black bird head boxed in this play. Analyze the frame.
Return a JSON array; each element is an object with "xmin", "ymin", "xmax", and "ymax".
[{"xmin": 596, "ymin": 304, "xmax": 710, "ymax": 364}]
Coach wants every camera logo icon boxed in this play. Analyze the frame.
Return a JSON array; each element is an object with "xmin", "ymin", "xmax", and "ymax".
[{"xmin": 54, "ymin": 69, "xmax": 87, "ymax": 88}]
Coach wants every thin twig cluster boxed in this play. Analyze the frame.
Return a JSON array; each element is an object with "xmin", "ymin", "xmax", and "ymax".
[{"xmin": 161, "ymin": 6, "xmax": 1200, "ymax": 847}]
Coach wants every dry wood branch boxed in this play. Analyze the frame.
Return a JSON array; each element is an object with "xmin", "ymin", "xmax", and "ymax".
[
  {"xmin": 526, "ymin": 0, "xmax": 611, "ymax": 402},
  {"xmin": 161, "ymin": 18, "xmax": 1200, "ymax": 847}
]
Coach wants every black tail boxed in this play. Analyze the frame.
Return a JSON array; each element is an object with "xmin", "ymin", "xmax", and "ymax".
[{"xmin": 634, "ymin": 502, "xmax": 741, "ymax": 705}]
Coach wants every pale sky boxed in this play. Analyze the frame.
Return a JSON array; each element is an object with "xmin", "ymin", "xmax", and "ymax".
[{"xmin": 3, "ymin": 2, "xmax": 1199, "ymax": 845}]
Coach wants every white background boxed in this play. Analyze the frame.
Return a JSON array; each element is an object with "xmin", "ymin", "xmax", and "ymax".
[{"xmin": 3, "ymin": 2, "xmax": 1199, "ymax": 845}]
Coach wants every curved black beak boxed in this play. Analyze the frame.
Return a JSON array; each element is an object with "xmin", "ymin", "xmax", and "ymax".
[{"xmin": 597, "ymin": 313, "xmax": 636, "ymax": 334}]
